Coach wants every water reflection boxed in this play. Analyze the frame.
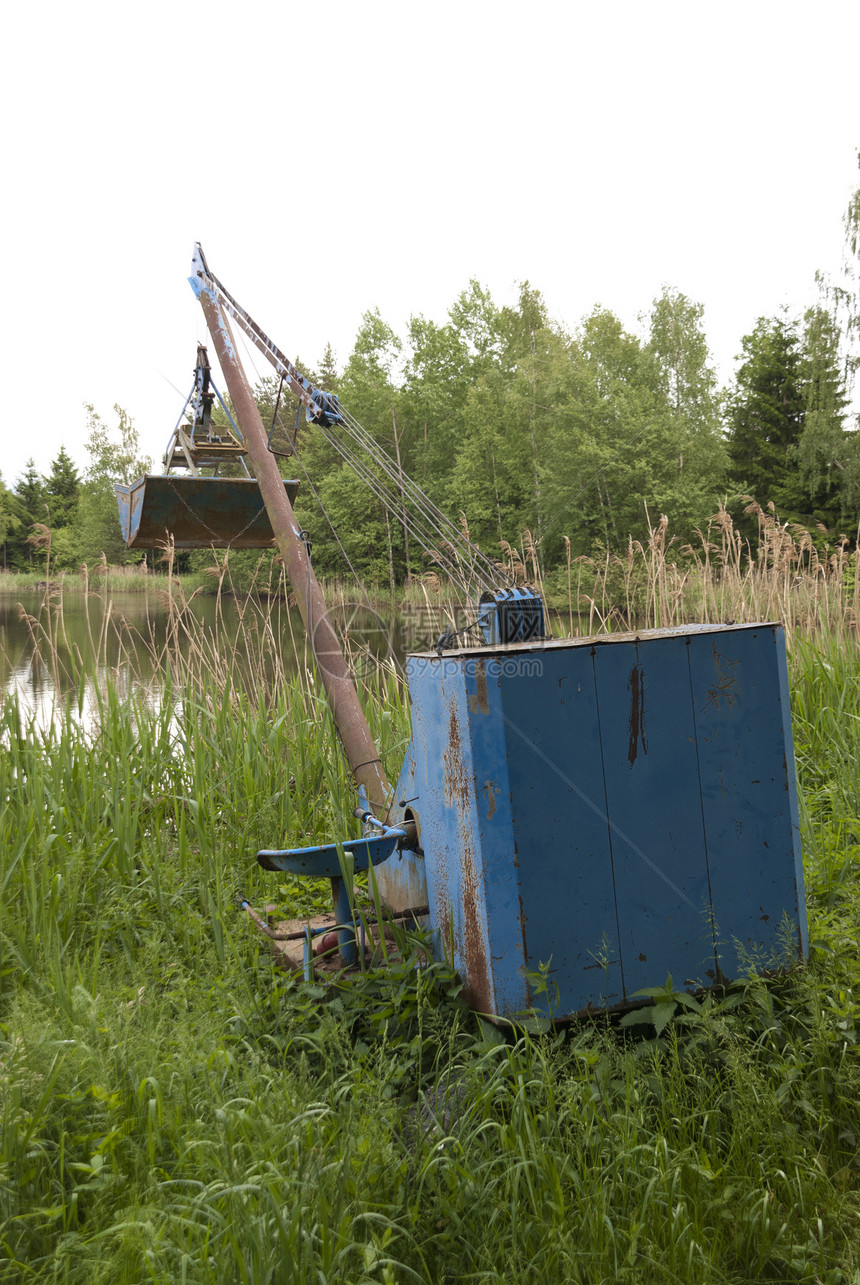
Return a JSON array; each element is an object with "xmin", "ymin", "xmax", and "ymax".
[{"xmin": 0, "ymin": 586, "xmax": 463, "ymax": 730}]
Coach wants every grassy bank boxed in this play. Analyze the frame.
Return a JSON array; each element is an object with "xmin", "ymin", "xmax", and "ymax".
[
  {"xmin": 0, "ymin": 562, "xmax": 455, "ymax": 610},
  {"xmin": 0, "ymin": 567, "xmax": 211, "ymax": 597},
  {"xmin": 3, "ymin": 592, "xmax": 860, "ymax": 1280}
]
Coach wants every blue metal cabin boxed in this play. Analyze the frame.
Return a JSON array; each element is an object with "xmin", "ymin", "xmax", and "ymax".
[{"xmin": 387, "ymin": 621, "xmax": 806, "ymax": 1021}]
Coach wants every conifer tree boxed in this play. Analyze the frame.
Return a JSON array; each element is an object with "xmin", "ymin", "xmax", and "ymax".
[
  {"xmin": 0, "ymin": 475, "xmax": 21, "ymax": 569},
  {"xmin": 797, "ymin": 305, "xmax": 853, "ymax": 529},
  {"xmin": 45, "ymin": 445, "xmax": 81, "ymax": 529},
  {"xmin": 727, "ymin": 315, "xmax": 807, "ymax": 527},
  {"xmin": 7, "ymin": 459, "xmax": 45, "ymax": 567}
]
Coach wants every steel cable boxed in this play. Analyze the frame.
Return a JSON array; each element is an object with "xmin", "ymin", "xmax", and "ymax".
[
  {"xmin": 230, "ymin": 323, "xmax": 498, "ymax": 594},
  {"xmin": 233, "ymin": 325, "xmax": 488, "ymax": 596},
  {"xmin": 204, "ymin": 265, "xmax": 510, "ymax": 594}
]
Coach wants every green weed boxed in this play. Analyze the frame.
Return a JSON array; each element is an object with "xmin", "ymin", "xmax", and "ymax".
[{"xmin": 3, "ymin": 607, "xmax": 860, "ymax": 1280}]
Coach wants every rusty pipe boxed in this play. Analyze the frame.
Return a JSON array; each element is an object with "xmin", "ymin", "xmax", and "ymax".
[{"xmin": 190, "ymin": 273, "xmax": 392, "ymax": 815}]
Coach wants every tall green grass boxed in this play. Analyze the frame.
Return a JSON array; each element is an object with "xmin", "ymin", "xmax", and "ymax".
[{"xmin": 3, "ymin": 589, "xmax": 860, "ymax": 1280}]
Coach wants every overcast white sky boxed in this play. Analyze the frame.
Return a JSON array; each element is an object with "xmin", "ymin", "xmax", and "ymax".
[{"xmin": 2, "ymin": 0, "xmax": 858, "ymax": 487}]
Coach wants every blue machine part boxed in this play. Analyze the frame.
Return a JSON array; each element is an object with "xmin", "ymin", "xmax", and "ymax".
[
  {"xmin": 395, "ymin": 622, "xmax": 806, "ymax": 1021},
  {"xmin": 257, "ymin": 831, "xmax": 401, "ymax": 877},
  {"xmin": 291, "ymin": 372, "xmax": 343, "ymax": 427},
  {"xmin": 258, "ymin": 822, "xmax": 407, "ymax": 969},
  {"xmin": 477, "ymin": 589, "xmax": 546, "ymax": 645}
]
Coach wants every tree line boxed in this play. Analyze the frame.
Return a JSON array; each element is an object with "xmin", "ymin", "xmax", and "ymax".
[
  {"xmin": 3, "ymin": 164, "xmax": 858, "ymax": 586},
  {"xmin": 0, "ymin": 408, "xmax": 149, "ymax": 572}
]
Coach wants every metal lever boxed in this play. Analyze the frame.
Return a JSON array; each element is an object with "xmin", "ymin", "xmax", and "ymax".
[{"xmin": 353, "ymin": 807, "xmax": 406, "ymax": 839}]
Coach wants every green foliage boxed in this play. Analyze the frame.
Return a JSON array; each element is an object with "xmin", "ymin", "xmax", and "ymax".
[
  {"xmin": 277, "ymin": 280, "xmax": 735, "ymax": 591},
  {"xmin": 826, "ymin": 151, "xmax": 860, "ymax": 411},
  {"xmin": 646, "ymin": 287, "xmax": 728, "ymax": 503},
  {"xmin": 797, "ymin": 306, "xmax": 856, "ymax": 530},
  {"xmin": 2, "ymin": 598, "xmax": 860, "ymax": 1281},
  {"xmin": 0, "ymin": 472, "xmax": 22, "ymax": 567},
  {"xmin": 83, "ymin": 404, "xmax": 150, "ymax": 488},
  {"xmin": 14, "ymin": 162, "xmax": 860, "ymax": 586},
  {"xmin": 541, "ymin": 306, "xmax": 718, "ymax": 559},
  {"xmin": 70, "ymin": 405, "xmax": 151, "ymax": 567},
  {"xmin": 314, "ymin": 463, "xmax": 400, "ymax": 586},
  {"xmin": 14, "ymin": 457, "xmax": 46, "ymax": 518},
  {"xmin": 727, "ymin": 309, "xmax": 856, "ymax": 539},
  {"xmin": 23, "ymin": 181, "xmax": 860, "ymax": 588},
  {"xmin": 9, "ymin": 408, "xmax": 151, "ymax": 574}
]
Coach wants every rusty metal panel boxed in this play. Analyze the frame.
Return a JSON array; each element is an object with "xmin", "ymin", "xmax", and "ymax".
[
  {"xmin": 405, "ymin": 622, "xmax": 807, "ymax": 1022},
  {"xmin": 499, "ymin": 649, "xmax": 624, "ymax": 1011},
  {"xmin": 461, "ymin": 656, "xmax": 524, "ymax": 1014},
  {"xmin": 407, "ymin": 658, "xmax": 498, "ymax": 1011}
]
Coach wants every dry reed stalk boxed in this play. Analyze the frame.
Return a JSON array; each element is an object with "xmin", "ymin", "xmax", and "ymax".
[
  {"xmin": 563, "ymin": 536, "xmax": 573, "ymax": 637},
  {"xmin": 561, "ymin": 506, "xmax": 860, "ymax": 645}
]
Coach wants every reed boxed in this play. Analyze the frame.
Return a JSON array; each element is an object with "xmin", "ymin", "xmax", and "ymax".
[{"xmin": 559, "ymin": 503, "xmax": 860, "ymax": 643}]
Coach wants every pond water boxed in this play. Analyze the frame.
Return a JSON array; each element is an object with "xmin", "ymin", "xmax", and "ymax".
[{"xmin": 0, "ymin": 586, "xmax": 462, "ymax": 727}]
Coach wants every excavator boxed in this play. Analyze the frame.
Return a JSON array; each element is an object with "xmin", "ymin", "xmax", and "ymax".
[{"xmin": 116, "ymin": 245, "xmax": 808, "ymax": 1020}]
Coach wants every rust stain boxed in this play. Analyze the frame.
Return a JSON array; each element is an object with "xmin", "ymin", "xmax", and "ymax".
[
  {"xmin": 475, "ymin": 658, "xmax": 489, "ymax": 714},
  {"xmin": 443, "ymin": 701, "xmax": 471, "ymax": 811},
  {"xmin": 482, "ymin": 778, "xmax": 499, "ymax": 819},
  {"xmin": 441, "ymin": 698, "xmax": 491, "ymax": 1007},
  {"xmin": 517, "ymin": 892, "xmax": 529, "ymax": 998},
  {"xmin": 627, "ymin": 664, "xmax": 647, "ymax": 766},
  {"xmin": 436, "ymin": 881, "xmax": 452, "ymax": 958},
  {"xmin": 460, "ymin": 838, "xmax": 491, "ymax": 1011},
  {"xmin": 705, "ymin": 645, "xmax": 742, "ymax": 711}
]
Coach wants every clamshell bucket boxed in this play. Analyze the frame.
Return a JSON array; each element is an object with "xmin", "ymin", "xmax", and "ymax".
[{"xmin": 116, "ymin": 474, "xmax": 300, "ymax": 549}]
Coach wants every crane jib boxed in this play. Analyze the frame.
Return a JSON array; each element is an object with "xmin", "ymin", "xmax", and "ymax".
[{"xmin": 190, "ymin": 244, "xmax": 343, "ymax": 428}]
